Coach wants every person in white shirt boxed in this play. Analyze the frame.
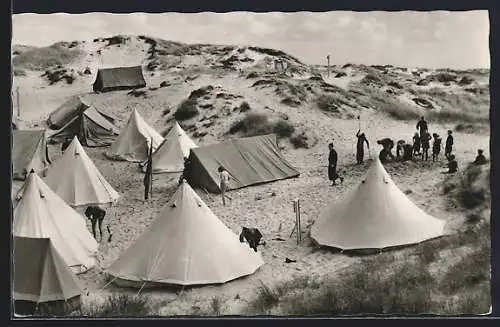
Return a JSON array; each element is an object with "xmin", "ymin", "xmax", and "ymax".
[{"xmin": 218, "ymin": 166, "xmax": 232, "ymax": 205}]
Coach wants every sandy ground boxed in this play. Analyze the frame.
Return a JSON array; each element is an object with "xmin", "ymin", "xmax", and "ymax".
[
  {"xmin": 12, "ymin": 113, "xmax": 489, "ymax": 315},
  {"xmin": 11, "ymin": 48, "xmax": 490, "ymax": 315}
]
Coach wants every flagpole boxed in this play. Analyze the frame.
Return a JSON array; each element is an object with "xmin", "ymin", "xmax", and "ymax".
[{"xmin": 150, "ymin": 137, "xmax": 153, "ymax": 199}]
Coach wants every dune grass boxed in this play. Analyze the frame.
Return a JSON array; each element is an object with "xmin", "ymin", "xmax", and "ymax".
[
  {"xmin": 13, "ymin": 44, "xmax": 84, "ymax": 70},
  {"xmin": 246, "ymin": 163, "xmax": 491, "ymax": 316},
  {"xmin": 77, "ymin": 294, "xmax": 152, "ymax": 317}
]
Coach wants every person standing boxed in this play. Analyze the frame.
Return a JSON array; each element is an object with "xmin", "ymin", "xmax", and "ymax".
[
  {"xmin": 445, "ymin": 130, "xmax": 454, "ymax": 159},
  {"xmin": 421, "ymin": 131, "xmax": 432, "ymax": 161},
  {"xmin": 355, "ymin": 130, "xmax": 370, "ymax": 164},
  {"xmin": 432, "ymin": 133, "xmax": 442, "ymax": 162},
  {"xmin": 328, "ymin": 143, "xmax": 344, "ymax": 186},
  {"xmin": 218, "ymin": 166, "xmax": 232, "ymax": 205},
  {"xmin": 416, "ymin": 116, "xmax": 429, "ymax": 138},
  {"xmin": 412, "ymin": 132, "xmax": 421, "ymax": 156}
]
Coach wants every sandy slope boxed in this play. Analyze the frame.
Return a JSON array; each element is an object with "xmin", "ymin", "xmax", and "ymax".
[{"xmin": 11, "ymin": 36, "xmax": 491, "ymax": 315}]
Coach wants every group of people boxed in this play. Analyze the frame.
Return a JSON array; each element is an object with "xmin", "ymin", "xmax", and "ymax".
[{"xmin": 326, "ymin": 116, "xmax": 489, "ymax": 185}]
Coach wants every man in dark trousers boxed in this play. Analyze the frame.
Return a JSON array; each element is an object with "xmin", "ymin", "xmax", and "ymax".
[
  {"xmin": 416, "ymin": 116, "xmax": 428, "ymax": 138},
  {"xmin": 328, "ymin": 143, "xmax": 344, "ymax": 186},
  {"xmin": 355, "ymin": 130, "xmax": 370, "ymax": 164},
  {"xmin": 445, "ymin": 130, "xmax": 454, "ymax": 159}
]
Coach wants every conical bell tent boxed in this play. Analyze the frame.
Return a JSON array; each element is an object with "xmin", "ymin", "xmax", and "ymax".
[
  {"xmin": 13, "ymin": 171, "xmax": 99, "ymax": 273},
  {"xmin": 311, "ymin": 158, "xmax": 445, "ymax": 250},
  {"xmin": 44, "ymin": 136, "xmax": 119, "ymax": 208},
  {"xmin": 142, "ymin": 121, "xmax": 198, "ymax": 174},
  {"xmin": 106, "ymin": 180, "xmax": 264, "ymax": 287},
  {"xmin": 13, "ymin": 237, "xmax": 82, "ymax": 316},
  {"xmin": 106, "ymin": 109, "xmax": 163, "ymax": 162}
]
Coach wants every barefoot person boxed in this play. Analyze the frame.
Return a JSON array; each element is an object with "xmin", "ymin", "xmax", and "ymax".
[
  {"xmin": 218, "ymin": 166, "xmax": 232, "ymax": 205},
  {"xmin": 85, "ymin": 206, "xmax": 107, "ymax": 241}
]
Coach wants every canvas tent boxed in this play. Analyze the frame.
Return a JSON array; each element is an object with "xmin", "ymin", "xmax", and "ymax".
[
  {"xmin": 106, "ymin": 109, "xmax": 163, "ymax": 162},
  {"xmin": 13, "ymin": 171, "xmax": 99, "ymax": 274},
  {"xmin": 47, "ymin": 96, "xmax": 116, "ymax": 130},
  {"xmin": 92, "ymin": 66, "xmax": 146, "ymax": 93},
  {"xmin": 141, "ymin": 121, "xmax": 197, "ymax": 174},
  {"xmin": 13, "ymin": 237, "xmax": 82, "ymax": 316},
  {"xmin": 311, "ymin": 158, "xmax": 445, "ymax": 250},
  {"xmin": 12, "ymin": 130, "xmax": 51, "ymax": 180},
  {"xmin": 106, "ymin": 181, "xmax": 264, "ymax": 287},
  {"xmin": 44, "ymin": 136, "xmax": 119, "ymax": 208},
  {"xmin": 185, "ymin": 134, "xmax": 300, "ymax": 193},
  {"xmin": 48, "ymin": 104, "xmax": 119, "ymax": 147}
]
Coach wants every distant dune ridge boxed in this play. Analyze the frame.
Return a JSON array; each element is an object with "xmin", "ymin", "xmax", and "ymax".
[{"xmin": 11, "ymin": 34, "xmax": 490, "ymax": 316}]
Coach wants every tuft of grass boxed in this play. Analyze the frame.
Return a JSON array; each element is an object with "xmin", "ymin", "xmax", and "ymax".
[
  {"xmin": 78, "ymin": 294, "xmax": 151, "ymax": 317},
  {"xmin": 247, "ymin": 283, "xmax": 282, "ymax": 314},
  {"xmin": 290, "ymin": 132, "xmax": 310, "ymax": 149},
  {"xmin": 188, "ymin": 86, "xmax": 214, "ymax": 100},
  {"xmin": 13, "ymin": 44, "xmax": 84, "ymax": 70},
  {"xmin": 246, "ymin": 71, "xmax": 259, "ymax": 79},
  {"xmin": 208, "ymin": 296, "xmax": 224, "ymax": 316},
  {"xmin": 174, "ymin": 98, "xmax": 199, "ymax": 121},
  {"xmin": 273, "ymin": 120, "xmax": 295, "ymax": 138},
  {"xmin": 229, "ymin": 113, "xmax": 273, "ymax": 136},
  {"xmin": 239, "ymin": 101, "xmax": 251, "ymax": 112}
]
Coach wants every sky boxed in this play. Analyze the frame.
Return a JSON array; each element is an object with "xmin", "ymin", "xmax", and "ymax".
[{"xmin": 12, "ymin": 11, "xmax": 490, "ymax": 69}]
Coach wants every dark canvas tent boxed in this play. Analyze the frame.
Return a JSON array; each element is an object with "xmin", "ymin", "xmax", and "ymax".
[
  {"xmin": 13, "ymin": 237, "xmax": 82, "ymax": 316},
  {"xmin": 49, "ymin": 106, "xmax": 119, "ymax": 147},
  {"xmin": 12, "ymin": 130, "xmax": 50, "ymax": 180},
  {"xmin": 47, "ymin": 96, "xmax": 116, "ymax": 130},
  {"xmin": 92, "ymin": 66, "xmax": 146, "ymax": 93},
  {"xmin": 185, "ymin": 134, "xmax": 300, "ymax": 193}
]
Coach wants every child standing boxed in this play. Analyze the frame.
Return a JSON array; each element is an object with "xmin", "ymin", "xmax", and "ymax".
[
  {"xmin": 218, "ymin": 166, "xmax": 232, "ymax": 205},
  {"xmin": 445, "ymin": 130, "xmax": 454, "ymax": 159}
]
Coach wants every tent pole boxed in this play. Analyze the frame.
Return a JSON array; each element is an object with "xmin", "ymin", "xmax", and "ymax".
[{"xmin": 16, "ymin": 87, "xmax": 20, "ymax": 118}]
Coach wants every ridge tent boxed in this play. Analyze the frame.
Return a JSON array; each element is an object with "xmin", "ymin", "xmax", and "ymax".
[
  {"xmin": 93, "ymin": 66, "xmax": 146, "ymax": 93},
  {"xmin": 13, "ymin": 171, "xmax": 99, "ymax": 274},
  {"xmin": 185, "ymin": 134, "xmax": 300, "ymax": 193},
  {"xmin": 44, "ymin": 136, "xmax": 119, "ymax": 208},
  {"xmin": 311, "ymin": 158, "xmax": 445, "ymax": 251},
  {"xmin": 12, "ymin": 129, "xmax": 51, "ymax": 180},
  {"xmin": 141, "ymin": 121, "xmax": 197, "ymax": 174},
  {"xmin": 48, "ymin": 106, "xmax": 119, "ymax": 147},
  {"xmin": 13, "ymin": 237, "xmax": 82, "ymax": 316},
  {"xmin": 106, "ymin": 109, "xmax": 163, "ymax": 162},
  {"xmin": 106, "ymin": 181, "xmax": 264, "ymax": 287},
  {"xmin": 47, "ymin": 96, "xmax": 116, "ymax": 130}
]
